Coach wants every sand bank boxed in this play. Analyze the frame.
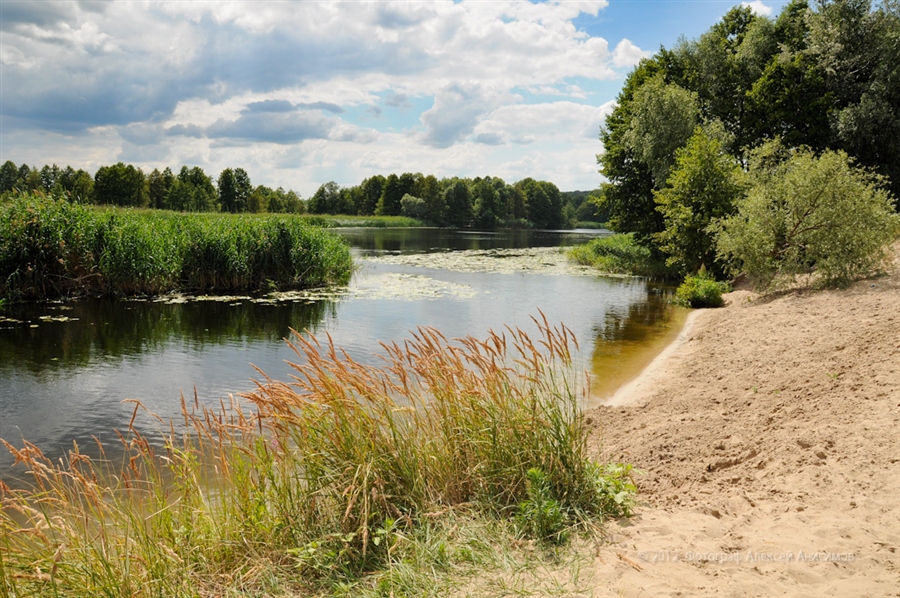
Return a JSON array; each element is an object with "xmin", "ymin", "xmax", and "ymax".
[{"xmin": 583, "ymin": 254, "xmax": 900, "ymax": 596}]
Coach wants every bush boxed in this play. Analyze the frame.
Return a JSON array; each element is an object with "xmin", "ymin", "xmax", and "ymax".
[
  {"xmin": 715, "ymin": 144, "xmax": 900, "ymax": 289},
  {"xmin": 673, "ymin": 271, "xmax": 729, "ymax": 308}
]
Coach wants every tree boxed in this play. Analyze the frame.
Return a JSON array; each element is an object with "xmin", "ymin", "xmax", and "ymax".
[
  {"xmin": 94, "ymin": 162, "xmax": 147, "ymax": 207},
  {"xmin": 400, "ymin": 193, "xmax": 428, "ymax": 219},
  {"xmin": 358, "ymin": 175, "xmax": 385, "ymax": 216},
  {"xmin": 0, "ymin": 161, "xmax": 19, "ymax": 192},
  {"xmin": 417, "ymin": 174, "xmax": 445, "ymax": 223},
  {"xmin": 148, "ymin": 167, "xmax": 174, "ymax": 209},
  {"xmin": 309, "ymin": 181, "xmax": 341, "ymax": 214},
  {"xmin": 715, "ymin": 143, "xmax": 899, "ymax": 288},
  {"xmin": 597, "ymin": 57, "xmax": 669, "ymax": 246},
  {"xmin": 472, "ymin": 177, "xmax": 500, "ymax": 229},
  {"xmin": 624, "ymin": 76, "xmax": 700, "ymax": 187},
  {"xmin": 442, "ymin": 179, "xmax": 472, "ymax": 227},
  {"xmin": 653, "ymin": 128, "xmax": 747, "ymax": 276},
  {"xmin": 376, "ymin": 174, "xmax": 404, "ymax": 216},
  {"xmin": 218, "ymin": 168, "xmax": 252, "ymax": 213},
  {"xmin": 170, "ymin": 166, "xmax": 216, "ymax": 212}
]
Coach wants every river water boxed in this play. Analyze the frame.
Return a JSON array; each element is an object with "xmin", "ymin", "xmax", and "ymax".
[{"xmin": 0, "ymin": 228, "xmax": 686, "ymax": 477}]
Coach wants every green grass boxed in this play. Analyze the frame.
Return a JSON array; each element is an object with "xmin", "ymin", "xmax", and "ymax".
[
  {"xmin": 567, "ymin": 233, "xmax": 675, "ymax": 278},
  {"xmin": 0, "ymin": 316, "xmax": 636, "ymax": 596},
  {"xmin": 0, "ymin": 193, "xmax": 353, "ymax": 300}
]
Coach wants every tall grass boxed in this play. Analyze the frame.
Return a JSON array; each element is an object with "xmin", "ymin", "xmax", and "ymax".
[
  {"xmin": 0, "ymin": 193, "xmax": 352, "ymax": 300},
  {"xmin": 0, "ymin": 316, "xmax": 634, "ymax": 596}
]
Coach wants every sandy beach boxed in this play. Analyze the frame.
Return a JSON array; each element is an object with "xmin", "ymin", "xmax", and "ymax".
[{"xmin": 582, "ymin": 250, "xmax": 900, "ymax": 597}]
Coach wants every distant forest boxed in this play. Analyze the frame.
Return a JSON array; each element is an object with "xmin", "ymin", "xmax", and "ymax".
[{"xmin": 0, "ymin": 160, "xmax": 604, "ymax": 229}]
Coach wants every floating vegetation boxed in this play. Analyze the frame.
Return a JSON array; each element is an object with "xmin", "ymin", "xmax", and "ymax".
[
  {"xmin": 351, "ymin": 272, "xmax": 477, "ymax": 300},
  {"xmin": 368, "ymin": 247, "xmax": 600, "ymax": 276}
]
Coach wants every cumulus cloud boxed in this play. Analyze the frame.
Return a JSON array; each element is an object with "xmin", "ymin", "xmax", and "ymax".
[
  {"xmin": 474, "ymin": 132, "xmax": 505, "ymax": 146},
  {"xmin": 419, "ymin": 83, "xmax": 497, "ymax": 148},
  {"xmin": 741, "ymin": 1, "xmax": 774, "ymax": 16},
  {"xmin": 0, "ymin": 0, "xmax": 643, "ymax": 193},
  {"xmin": 611, "ymin": 39, "xmax": 648, "ymax": 69}
]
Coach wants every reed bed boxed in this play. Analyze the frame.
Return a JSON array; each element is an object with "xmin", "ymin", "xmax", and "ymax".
[
  {"xmin": 0, "ymin": 316, "xmax": 634, "ymax": 596},
  {"xmin": 0, "ymin": 193, "xmax": 352, "ymax": 300}
]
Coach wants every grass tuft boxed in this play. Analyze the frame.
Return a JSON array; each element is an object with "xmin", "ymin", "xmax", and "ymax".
[{"xmin": 0, "ymin": 316, "xmax": 635, "ymax": 596}]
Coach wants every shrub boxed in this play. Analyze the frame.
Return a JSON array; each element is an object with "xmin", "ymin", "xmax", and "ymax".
[
  {"xmin": 715, "ymin": 144, "xmax": 900, "ymax": 289},
  {"xmin": 673, "ymin": 271, "xmax": 729, "ymax": 308}
]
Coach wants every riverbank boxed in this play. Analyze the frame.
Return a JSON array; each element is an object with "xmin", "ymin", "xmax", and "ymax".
[{"xmin": 581, "ymin": 246, "xmax": 900, "ymax": 596}]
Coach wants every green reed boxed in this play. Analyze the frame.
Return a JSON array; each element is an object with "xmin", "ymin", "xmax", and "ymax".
[
  {"xmin": 0, "ymin": 193, "xmax": 352, "ymax": 300},
  {"xmin": 0, "ymin": 316, "xmax": 634, "ymax": 596}
]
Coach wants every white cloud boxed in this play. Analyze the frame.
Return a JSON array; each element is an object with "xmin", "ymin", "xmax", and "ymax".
[
  {"xmin": 741, "ymin": 1, "xmax": 774, "ymax": 16},
  {"xmin": 611, "ymin": 39, "xmax": 649, "ymax": 69},
  {"xmin": 0, "ymin": 0, "xmax": 645, "ymax": 194}
]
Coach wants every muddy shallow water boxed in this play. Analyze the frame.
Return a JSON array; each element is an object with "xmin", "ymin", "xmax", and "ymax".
[{"xmin": 0, "ymin": 228, "xmax": 684, "ymax": 477}]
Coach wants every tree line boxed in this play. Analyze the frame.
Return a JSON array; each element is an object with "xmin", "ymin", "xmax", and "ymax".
[
  {"xmin": 307, "ymin": 174, "xmax": 602, "ymax": 229},
  {"xmin": 0, "ymin": 160, "xmax": 603, "ymax": 229},
  {"xmin": 598, "ymin": 0, "xmax": 900, "ymax": 282},
  {"xmin": 0, "ymin": 161, "xmax": 305, "ymax": 215}
]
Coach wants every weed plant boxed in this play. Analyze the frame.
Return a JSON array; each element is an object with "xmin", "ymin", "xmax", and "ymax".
[
  {"xmin": 0, "ymin": 316, "xmax": 635, "ymax": 596},
  {"xmin": 0, "ymin": 193, "xmax": 352, "ymax": 300},
  {"xmin": 568, "ymin": 233, "xmax": 675, "ymax": 278}
]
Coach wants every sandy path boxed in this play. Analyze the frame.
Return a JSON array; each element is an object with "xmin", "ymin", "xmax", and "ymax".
[{"xmin": 583, "ymin": 260, "xmax": 900, "ymax": 597}]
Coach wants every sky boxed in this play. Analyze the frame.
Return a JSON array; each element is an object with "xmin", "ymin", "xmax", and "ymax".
[{"xmin": 0, "ymin": 0, "xmax": 789, "ymax": 196}]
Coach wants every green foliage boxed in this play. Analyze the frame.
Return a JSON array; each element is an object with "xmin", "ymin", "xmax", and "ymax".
[
  {"xmin": 0, "ymin": 193, "xmax": 352, "ymax": 300},
  {"xmin": 715, "ymin": 144, "xmax": 900, "ymax": 289},
  {"xmin": 217, "ymin": 167, "xmax": 252, "ymax": 213},
  {"xmin": 400, "ymin": 193, "xmax": 429, "ymax": 219},
  {"xmin": 589, "ymin": 463, "xmax": 639, "ymax": 519},
  {"xmin": 653, "ymin": 127, "xmax": 747, "ymax": 277},
  {"xmin": 516, "ymin": 468, "xmax": 568, "ymax": 544},
  {"xmin": 673, "ymin": 271, "xmax": 729, "ymax": 308},
  {"xmin": 624, "ymin": 75, "xmax": 700, "ymax": 187},
  {"xmin": 600, "ymin": 0, "xmax": 900, "ymax": 260},
  {"xmin": 567, "ymin": 233, "xmax": 675, "ymax": 278},
  {"xmin": 93, "ymin": 162, "xmax": 148, "ymax": 207}
]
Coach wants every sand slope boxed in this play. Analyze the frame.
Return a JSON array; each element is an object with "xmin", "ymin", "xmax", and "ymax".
[{"xmin": 584, "ymin": 263, "xmax": 900, "ymax": 597}]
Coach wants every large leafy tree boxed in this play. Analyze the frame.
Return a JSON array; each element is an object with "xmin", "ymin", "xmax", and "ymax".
[
  {"xmin": 599, "ymin": 0, "xmax": 900, "ymax": 268},
  {"xmin": 597, "ymin": 57, "xmax": 669, "ymax": 246},
  {"xmin": 654, "ymin": 128, "xmax": 747, "ymax": 276},
  {"xmin": 442, "ymin": 179, "xmax": 472, "ymax": 227},
  {"xmin": 148, "ymin": 167, "xmax": 174, "ymax": 210}
]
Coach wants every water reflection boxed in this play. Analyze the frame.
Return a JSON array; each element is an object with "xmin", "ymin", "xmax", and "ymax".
[
  {"xmin": 337, "ymin": 227, "xmax": 605, "ymax": 256},
  {"xmin": 1, "ymin": 228, "xmax": 684, "ymax": 481},
  {"xmin": 0, "ymin": 298, "xmax": 333, "ymax": 376},
  {"xmin": 588, "ymin": 286, "xmax": 689, "ymax": 402}
]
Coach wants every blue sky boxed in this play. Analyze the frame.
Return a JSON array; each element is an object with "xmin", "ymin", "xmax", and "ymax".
[{"xmin": 0, "ymin": 0, "xmax": 787, "ymax": 195}]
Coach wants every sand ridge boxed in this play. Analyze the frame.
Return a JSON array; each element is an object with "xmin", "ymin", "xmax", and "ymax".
[{"xmin": 583, "ymin": 259, "xmax": 900, "ymax": 597}]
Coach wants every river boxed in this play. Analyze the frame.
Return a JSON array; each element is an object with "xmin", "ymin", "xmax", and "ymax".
[{"xmin": 0, "ymin": 228, "xmax": 686, "ymax": 478}]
